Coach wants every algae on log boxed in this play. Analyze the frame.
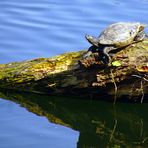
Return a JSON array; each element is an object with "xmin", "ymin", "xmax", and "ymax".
[{"xmin": 0, "ymin": 39, "xmax": 147, "ymax": 100}]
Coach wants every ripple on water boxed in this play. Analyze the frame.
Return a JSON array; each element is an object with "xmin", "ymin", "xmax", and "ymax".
[{"xmin": 0, "ymin": 0, "xmax": 147, "ymax": 63}]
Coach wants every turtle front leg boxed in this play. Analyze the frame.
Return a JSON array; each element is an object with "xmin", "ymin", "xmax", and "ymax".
[
  {"xmin": 83, "ymin": 45, "xmax": 98, "ymax": 58},
  {"xmin": 103, "ymin": 46, "xmax": 115, "ymax": 64}
]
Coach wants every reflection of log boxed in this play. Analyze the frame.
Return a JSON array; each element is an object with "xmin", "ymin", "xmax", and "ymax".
[
  {"xmin": 1, "ymin": 90, "xmax": 148, "ymax": 147},
  {"xmin": 0, "ymin": 40, "xmax": 147, "ymax": 101}
]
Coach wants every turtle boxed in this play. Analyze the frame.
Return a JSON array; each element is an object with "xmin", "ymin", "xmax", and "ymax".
[{"xmin": 84, "ymin": 22, "xmax": 147, "ymax": 63}]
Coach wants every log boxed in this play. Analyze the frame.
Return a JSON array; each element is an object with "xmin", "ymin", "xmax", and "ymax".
[{"xmin": 0, "ymin": 39, "xmax": 148, "ymax": 101}]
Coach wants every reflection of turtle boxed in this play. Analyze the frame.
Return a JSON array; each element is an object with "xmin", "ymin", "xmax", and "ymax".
[{"xmin": 85, "ymin": 22, "xmax": 147, "ymax": 63}]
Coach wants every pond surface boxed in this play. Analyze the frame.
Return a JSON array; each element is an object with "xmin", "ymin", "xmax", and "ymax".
[
  {"xmin": 0, "ymin": 91, "xmax": 148, "ymax": 147},
  {"xmin": 0, "ymin": 0, "xmax": 148, "ymax": 147}
]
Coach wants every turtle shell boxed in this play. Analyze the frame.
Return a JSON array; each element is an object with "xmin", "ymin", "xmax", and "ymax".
[{"xmin": 98, "ymin": 22, "xmax": 145, "ymax": 47}]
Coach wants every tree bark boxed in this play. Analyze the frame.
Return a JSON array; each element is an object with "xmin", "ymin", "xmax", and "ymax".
[{"xmin": 0, "ymin": 39, "xmax": 147, "ymax": 101}]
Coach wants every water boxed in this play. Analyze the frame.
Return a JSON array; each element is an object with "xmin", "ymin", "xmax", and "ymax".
[
  {"xmin": 0, "ymin": 0, "xmax": 148, "ymax": 63},
  {"xmin": 0, "ymin": 91, "xmax": 148, "ymax": 147},
  {"xmin": 0, "ymin": 0, "xmax": 148, "ymax": 147},
  {"xmin": 0, "ymin": 98, "xmax": 79, "ymax": 148}
]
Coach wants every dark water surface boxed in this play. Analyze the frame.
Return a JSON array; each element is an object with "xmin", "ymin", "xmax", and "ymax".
[
  {"xmin": 0, "ymin": 0, "xmax": 148, "ymax": 147},
  {"xmin": 0, "ymin": 91, "xmax": 148, "ymax": 147}
]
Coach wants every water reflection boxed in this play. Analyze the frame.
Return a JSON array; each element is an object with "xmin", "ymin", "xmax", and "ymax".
[{"xmin": 0, "ymin": 89, "xmax": 148, "ymax": 147}]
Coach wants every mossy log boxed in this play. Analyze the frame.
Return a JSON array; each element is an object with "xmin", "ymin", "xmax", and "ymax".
[{"xmin": 0, "ymin": 39, "xmax": 148, "ymax": 101}]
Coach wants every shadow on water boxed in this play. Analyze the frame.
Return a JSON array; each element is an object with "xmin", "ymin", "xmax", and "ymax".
[{"xmin": 0, "ymin": 89, "xmax": 148, "ymax": 147}]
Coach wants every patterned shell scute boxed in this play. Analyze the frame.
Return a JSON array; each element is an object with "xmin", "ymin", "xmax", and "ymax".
[{"xmin": 98, "ymin": 22, "xmax": 141, "ymax": 45}]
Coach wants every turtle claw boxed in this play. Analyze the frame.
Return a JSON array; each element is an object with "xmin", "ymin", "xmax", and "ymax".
[
  {"xmin": 83, "ymin": 50, "xmax": 92, "ymax": 59},
  {"xmin": 83, "ymin": 46, "xmax": 98, "ymax": 59}
]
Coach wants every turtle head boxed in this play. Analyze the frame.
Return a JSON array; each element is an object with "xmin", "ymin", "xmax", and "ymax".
[
  {"xmin": 85, "ymin": 35, "xmax": 99, "ymax": 47},
  {"xmin": 139, "ymin": 25, "xmax": 145, "ymax": 31},
  {"xmin": 138, "ymin": 23, "xmax": 147, "ymax": 31},
  {"xmin": 134, "ymin": 23, "xmax": 147, "ymax": 41}
]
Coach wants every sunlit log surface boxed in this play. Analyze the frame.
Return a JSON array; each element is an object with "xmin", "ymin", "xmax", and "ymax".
[{"xmin": 0, "ymin": 39, "xmax": 147, "ymax": 101}]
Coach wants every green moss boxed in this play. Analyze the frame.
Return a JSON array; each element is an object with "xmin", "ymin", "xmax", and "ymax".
[
  {"xmin": 112, "ymin": 61, "xmax": 122, "ymax": 67},
  {"xmin": 0, "ymin": 50, "xmax": 85, "ymax": 89}
]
